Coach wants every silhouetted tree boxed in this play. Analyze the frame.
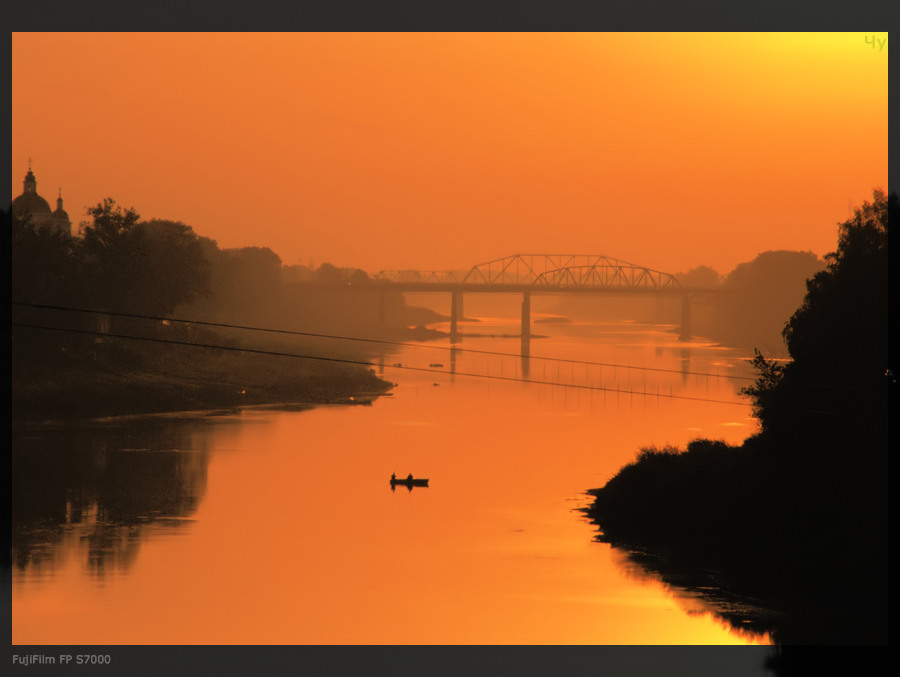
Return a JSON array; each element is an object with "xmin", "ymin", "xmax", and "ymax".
[
  {"xmin": 742, "ymin": 189, "xmax": 891, "ymax": 454},
  {"xmin": 348, "ymin": 268, "xmax": 369, "ymax": 285},
  {"xmin": 714, "ymin": 250, "xmax": 823, "ymax": 354},
  {"xmin": 191, "ymin": 245, "xmax": 284, "ymax": 324},
  {"xmin": 80, "ymin": 198, "xmax": 140, "ymax": 252},
  {"xmin": 588, "ymin": 190, "xmax": 891, "ymax": 644},
  {"xmin": 78, "ymin": 201, "xmax": 210, "ymax": 317},
  {"xmin": 12, "ymin": 207, "xmax": 82, "ymax": 306},
  {"xmin": 129, "ymin": 219, "xmax": 211, "ymax": 315},
  {"xmin": 314, "ymin": 262, "xmax": 344, "ymax": 283},
  {"xmin": 676, "ymin": 265, "xmax": 721, "ymax": 289},
  {"xmin": 281, "ymin": 263, "xmax": 314, "ymax": 283},
  {"xmin": 79, "ymin": 199, "xmax": 143, "ymax": 313},
  {"xmin": 784, "ymin": 192, "xmax": 890, "ymax": 368}
]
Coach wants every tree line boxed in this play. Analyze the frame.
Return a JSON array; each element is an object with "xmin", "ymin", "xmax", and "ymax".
[
  {"xmin": 676, "ymin": 249, "xmax": 825, "ymax": 355},
  {"xmin": 586, "ymin": 189, "xmax": 892, "ymax": 645},
  {"xmin": 10, "ymin": 197, "xmax": 420, "ymax": 420}
]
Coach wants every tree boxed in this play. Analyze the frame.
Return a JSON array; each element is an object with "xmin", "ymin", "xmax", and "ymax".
[
  {"xmin": 713, "ymin": 250, "xmax": 824, "ymax": 354},
  {"xmin": 783, "ymin": 191, "xmax": 889, "ymax": 368},
  {"xmin": 11, "ymin": 207, "xmax": 82, "ymax": 306},
  {"xmin": 314, "ymin": 262, "xmax": 344, "ymax": 283},
  {"xmin": 78, "ymin": 199, "xmax": 143, "ymax": 312},
  {"xmin": 676, "ymin": 265, "xmax": 721, "ymax": 289},
  {"xmin": 205, "ymin": 246, "xmax": 284, "ymax": 323},
  {"xmin": 80, "ymin": 198, "xmax": 140, "ymax": 253},
  {"xmin": 742, "ymin": 189, "xmax": 892, "ymax": 453},
  {"xmin": 78, "ymin": 201, "xmax": 210, "ymax": 316},
  {"xmin": 129, "ymin": 219, "xmax": 211, "ymax": 316}
]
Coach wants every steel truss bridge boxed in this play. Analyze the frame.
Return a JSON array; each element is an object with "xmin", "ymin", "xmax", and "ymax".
[
  {"xmin": 295, "ymin": 255, "xmax": 718, "ymax": 353},
  {"xmin": 373, "ymin": 254, "xmax": 683, "ymax": 291}
]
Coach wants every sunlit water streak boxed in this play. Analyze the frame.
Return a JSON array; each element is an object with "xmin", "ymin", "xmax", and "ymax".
[{"xmin": 12, "ymin": 312, "xmax": 771, "ymax": 646}]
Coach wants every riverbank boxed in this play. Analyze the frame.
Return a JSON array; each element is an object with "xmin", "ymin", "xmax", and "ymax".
[
  {"xmin": 584, "ymin": 436, "xmax": 888, "ymax": 644},
  {"xmin": 586, "ymin": 192, "xmax": 890, "ymax": 646},
  {"xmin": 12, "ymin": 331, "xmax": 392, "ymax": 424}
]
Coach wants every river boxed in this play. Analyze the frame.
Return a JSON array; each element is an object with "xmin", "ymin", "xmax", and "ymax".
[{"xmin": 11, "ymin": 294, "xmax": 772, "ymax": 646}]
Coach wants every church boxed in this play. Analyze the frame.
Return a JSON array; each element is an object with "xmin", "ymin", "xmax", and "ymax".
[{"xmin": 11, "ymin": 164, "xmax": 72, "ymax": 236}]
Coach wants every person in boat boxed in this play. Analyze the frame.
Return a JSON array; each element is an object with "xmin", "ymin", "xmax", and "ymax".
[
  {"xmin": 391, "ymin": 473, "xmax": 396, "ymax": 482},
  {"xmin": 407, "ymin": 473, "xmax": 413, "ymax": 482}
]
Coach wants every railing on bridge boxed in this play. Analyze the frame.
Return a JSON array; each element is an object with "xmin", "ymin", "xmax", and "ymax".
[
  {"xmin": 376, "ymin": 254, "xmax": 683, "ymax": 291},
  {"xmin": 367, "ymin": 254, "xmax": 699, "ymax": 350},
  {"xmin": 373, "ymin": 270, "xmax": 465, "ymax": 284},
  {"xmin": 533, "ymin": 264, "xmax": 682, "ymax": 291}
]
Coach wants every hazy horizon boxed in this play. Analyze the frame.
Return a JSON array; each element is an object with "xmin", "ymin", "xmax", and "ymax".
[{"xmin": 12, "ymin": 32, "xmax": 887, "ymax": 276}]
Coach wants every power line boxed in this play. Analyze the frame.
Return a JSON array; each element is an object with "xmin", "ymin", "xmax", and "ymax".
[
  {"xmin": 16, "ymin": 302, "xmax": 869, "ymax": 393},
  {"xmin": 12, "ymin": 301, "xmax": 758, "ymax": 383},
  {"xmin": 12, "ymin": 321, "xmax": 753, "ymax": 408}
]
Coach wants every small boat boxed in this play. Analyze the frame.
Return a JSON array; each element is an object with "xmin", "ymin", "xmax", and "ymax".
[{"xmin": 390, "ymin": 476, "xmax": 429, "ymax": 488}]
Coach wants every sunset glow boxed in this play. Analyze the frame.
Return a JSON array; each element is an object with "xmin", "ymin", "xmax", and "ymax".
[
  {"xmin": 11, "ymin": 32, "xmax": 887, "ymax": 276},
  {"xmin": 11, "ymin": 31, "xmax": 889, "ymax": 653}
]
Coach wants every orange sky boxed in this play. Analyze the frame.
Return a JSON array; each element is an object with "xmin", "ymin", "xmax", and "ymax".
[{"xmin": 11, "ymin": 32, "xmax": 888, "ymax": 276}]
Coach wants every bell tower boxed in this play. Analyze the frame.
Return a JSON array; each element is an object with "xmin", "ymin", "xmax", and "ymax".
[{"xmin": 23, "ymin": 160, "xmax": 37, "ymax": 194}]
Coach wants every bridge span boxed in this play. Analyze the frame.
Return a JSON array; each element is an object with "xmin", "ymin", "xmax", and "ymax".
[
  {"xmin": 295, "ymin": 255, "xmax": 719, "ymax": 353},
  {"xmin": 374, "ymin": 254, "xmax": 683, "ymax": 289}
]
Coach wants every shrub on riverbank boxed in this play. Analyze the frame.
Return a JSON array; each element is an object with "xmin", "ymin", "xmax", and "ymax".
[
  {"xmin": 586, "ymin": 190, "xmax": 892, "ymax": 644},
  {"xmin": 585, "ymin": 432, "xmax": 888, "ymax": 644},
  {"xmin": 587, "ymin": 440, "xmax": 754, "ymax": 551}
]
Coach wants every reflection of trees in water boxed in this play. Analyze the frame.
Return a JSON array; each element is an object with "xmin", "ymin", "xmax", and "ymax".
[
  {"xmin": 604, "ymin": 545, "xmax": 884, "ymax": 671},
  {"xmin": 606, "ymin": 540, "xmax": 886, "ymax": 652},
  {"xmin": 12, "ymin": 419, "xmax": 210, "ymax": 576},
  {"xmin": 607, "ymin": 547, "xmax": 776, "ymax": 644}
]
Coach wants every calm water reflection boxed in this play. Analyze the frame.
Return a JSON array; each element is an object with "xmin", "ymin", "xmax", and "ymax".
[
  {"xmin": 12, "ymin": 301, "xmax": 771, "ymax": 646},
  {"xmin": 13, "ymin": 419, "xmax": 211, "ymax": 578}
]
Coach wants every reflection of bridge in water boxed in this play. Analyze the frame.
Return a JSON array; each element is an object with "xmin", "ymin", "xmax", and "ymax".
[{"xmin": 294, "ymin": 254, "xmax": 720, "ymax": 360}]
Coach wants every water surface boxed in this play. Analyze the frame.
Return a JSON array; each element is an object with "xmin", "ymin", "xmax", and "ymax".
[{"xmin": 12, "ymin": 300, "xmax": 769, "ymax": 645}]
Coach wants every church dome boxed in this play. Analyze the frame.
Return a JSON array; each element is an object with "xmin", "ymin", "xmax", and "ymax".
[
  {"xmin": 12, "ymin": 166, "xmax": 70, "ymax": 236},
  {"xmin": 52, "ymin": 194, "xmax": 70, "ymax": 222},
  {"xmin": 13, "ymin": 168, "xmax": 52, "ymax": 218},
  {"xmin": 12, "ymin": 190, "xmax": 53, "ymax": 217}
]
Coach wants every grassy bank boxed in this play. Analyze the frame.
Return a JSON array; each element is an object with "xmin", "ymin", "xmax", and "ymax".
[{"xmin": 12, "ymin": 326, "xmax": 392, "ymax": 423}]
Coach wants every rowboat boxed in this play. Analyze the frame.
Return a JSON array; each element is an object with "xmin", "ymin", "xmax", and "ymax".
[{"xmin": 390, "ymin": 476, "xmax": 429, "ymax": 488}]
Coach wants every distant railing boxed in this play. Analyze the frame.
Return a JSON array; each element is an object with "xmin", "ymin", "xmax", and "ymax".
[
  {"xmin": 377, "ymin": 254, "xmax": 684, "ymax": 291},
  {"xmin": 373, "ymin": 270, "xmax": 465, "ymax": 283},
  {"xmin": 533, "ymin": 265, "xmax": 682, "ymax": 291}
]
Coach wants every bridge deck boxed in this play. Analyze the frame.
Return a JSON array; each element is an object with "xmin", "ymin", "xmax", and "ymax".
[{"xmin": 286, "ymin": 281, "xmax": 719, "ymax": 295}]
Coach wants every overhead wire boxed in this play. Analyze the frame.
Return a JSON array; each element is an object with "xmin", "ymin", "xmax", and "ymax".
[
  {"xmin": 16, "ymin": 301, "xmax": 869, "ymax": 394},
  {"xmin": 12, "ymin": 301, "xmax": 759, "ymax": 382},
  {"xmin": 12, "ymin": 320, "xmax": 754, "ymax": 408}
]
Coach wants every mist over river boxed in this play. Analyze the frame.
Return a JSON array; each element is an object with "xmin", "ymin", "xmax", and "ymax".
[{"xmin": 12, "ymin": 295, "xmax": 770, "ymax": 646}]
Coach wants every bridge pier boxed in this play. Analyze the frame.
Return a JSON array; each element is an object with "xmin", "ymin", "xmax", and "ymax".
[
  {"xmin": 521, "ymin": 354, "xmax": 531, "ymax": 379},
  {"xmin": 450, "ymin": 290, "xmax": 462, "ymax": 343},
  {"xmin": 521, "ymin": 291, "xmax": 531, "ymax": 357},
  {"xmin": 679, "ymin": 294, "xmax": 692, "ymax": 341}
]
